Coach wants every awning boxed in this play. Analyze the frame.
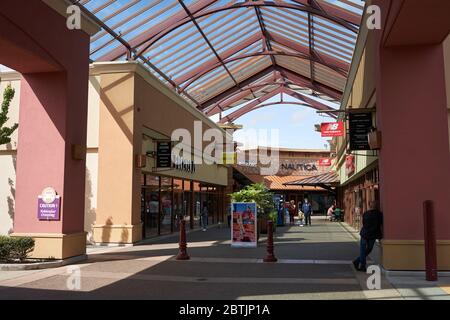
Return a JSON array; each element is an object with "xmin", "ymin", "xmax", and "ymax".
[{"xmin": 283, "ymin": 171, "xmax": 339, "ymax": 192}]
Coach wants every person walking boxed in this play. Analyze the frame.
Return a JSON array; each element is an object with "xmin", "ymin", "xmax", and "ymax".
[
  {"xmin": 302, "ymin": 198, "xmax": 312, "ymax": 226},
  {"xmin": 353, "ymin": 200, "xmax": 383, "ymax": 271},
  {"xmin": 288, "ymin": 200, "xmax": 296, "ymax": 226},
  {"xmin": 201, "ymin": 201, "xmax": 208, "ymax": 231}
]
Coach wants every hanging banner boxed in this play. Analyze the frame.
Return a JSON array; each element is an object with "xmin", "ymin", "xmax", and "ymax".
[
  {"xmin": 321, "ymin": 122, "xmax": 344, "ymax": 137},
  {"xmin": 318, "ymin": 158, "xmax": 332, "ymax": 166},
  {"xmin": 231, "ymin": 202, "xmax": 257, "ymax": 248}
]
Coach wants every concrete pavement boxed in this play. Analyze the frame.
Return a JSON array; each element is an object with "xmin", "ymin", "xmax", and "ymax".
[{"xmin": 0, "ymin": 216, "xmax": 448, "ymax": 300}]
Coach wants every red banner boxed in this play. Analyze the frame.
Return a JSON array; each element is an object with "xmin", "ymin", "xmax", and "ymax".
[
  {"xmin": 318, "ymin": 158, "xmax": 332, "ymax": 166},
  {"xmin": 321, "ymin": 122, "xmax": 344, "ymax": 137}
]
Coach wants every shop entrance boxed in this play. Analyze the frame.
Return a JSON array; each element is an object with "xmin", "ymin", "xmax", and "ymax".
[{"xmin": 141, "ymin": 173, "xmax": 223, "ymax": 239}]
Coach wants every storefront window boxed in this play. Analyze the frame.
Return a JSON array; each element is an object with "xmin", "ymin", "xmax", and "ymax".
[
  {"xmin": 173, "ymin": 179, "xmax": 183, "ymax": 232},
  {"xmin": 193, "ymin": 182, "xmax": 201, "ymax": 229},
  {"xmin": 141, "ymin": 175, "xmax": 224, "ymax": 237},
  {"xmin": 142, "ymin": 174, "xmax": 159, "ymax": 238},
  {"xmin": 160, "ymin": 177, "xmax": 172, "ymax": 235}
]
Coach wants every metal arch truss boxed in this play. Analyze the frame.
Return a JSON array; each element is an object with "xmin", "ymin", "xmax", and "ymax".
[
  {"xmin": 97, "ymin": 0, "xmax": 360, "ymax": 61},
  {"xmin": 217, "ymin": 85, "xmax": 338, "ymax": 124},
  {"xmin": 83, "ymin": 0, "xmax": 364, "ymax": 114}
]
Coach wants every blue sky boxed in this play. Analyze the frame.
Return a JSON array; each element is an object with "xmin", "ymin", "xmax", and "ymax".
[{"xmin": 210, "ymin": 93, "xmax": 338, "ymax": 150}]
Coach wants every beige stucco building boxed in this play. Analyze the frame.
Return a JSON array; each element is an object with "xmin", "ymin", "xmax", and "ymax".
[{"xmin": 0, "ymin": 61, "xmax": 231, "ymax": 250}]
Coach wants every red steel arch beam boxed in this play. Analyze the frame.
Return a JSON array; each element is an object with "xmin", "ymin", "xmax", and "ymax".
[
  {"xmin": 205, "ymin": 81, "xmax": 289, "ymax": 116},
  {"xmin": 218, "ymin": 86, "xmax": 338, "ymax": 124},
  {"xmin": 219, "ymin": 101, "xmax": 309, "ymax": 124},
  {"xmin": 292, "ymin": 0, "xmax": 361, "ymax": 25},
  {"xmin": 205, "ymin": 75, "xmax": 332, "ymax": 117},
  {"xmin": 277, "ymin": 66, "xmax": 342, "ymax": 101},
  {"xmin": 133, "ymin": 1, "xmax": 359, "ymax": 59},
  {"xmin": 173, "ymin": 33, "xmax": 262, "ymax": 85},
  {"xmin": 98, "ymin": 0, "xmax": 216, "ymax": 61},
  {"xmin": 98, "ymin": 0, "xmax": 358, "ymax": 62},
  {"xmin": 218, "ymin": 86, "xmax": 284, "ymax": 124},
  {"xmin": 200, "ymin": 64, "xmax": 342, "ymax": 110},
  {"xmin": 220, "ymin": 101, "xmax": 337, "ymax": 124},
  {"xmin": 204, "ymin": 64, "xmax": 342, "ymax": 114},
  {"xmin": 178, "ymin": 50, "xmax": 348, "ymax": 93},
  {"xmin": 200, "ymin": 65, "xmax": 276, "ymax": 109},
  {"xmin": 270, "ymin": 33, "xmax": 350, "ymax": 71},
  {"xmin": 282, "ymin": 87, "xmax": 338, "ymax": 117}
]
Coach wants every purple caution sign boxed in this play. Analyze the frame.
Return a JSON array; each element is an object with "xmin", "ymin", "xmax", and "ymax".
[{"xmin": 37, "ymin": 195, "xmax": 61, "ymax": 220}]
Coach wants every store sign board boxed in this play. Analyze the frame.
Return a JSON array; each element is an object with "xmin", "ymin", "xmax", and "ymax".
[
  {"xmin": 348, "ymin": 112, "xmax": 372, "ymax": 150},
  {"xmin": 231, "ymin": 202, "xmax": 257, "ymax": 248},
  {"xmin": 37, "ymin": 187, "xmax": 60, "ymax": 220},
  {"xmin": 156, "ymin": 141, "xmax": 172, "ymax": 168},
  {"xmin": 318, "ymin": 158, "xmax": 332, "ymax": 166},
  {"xmin": 321, "ymin": 122, "xmax": 344, "ymax": 137}
]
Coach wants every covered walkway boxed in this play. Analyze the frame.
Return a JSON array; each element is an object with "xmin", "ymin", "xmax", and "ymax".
[{"xmin": 1, "ymin": 218, "xmax": 449, "ymax": 300}]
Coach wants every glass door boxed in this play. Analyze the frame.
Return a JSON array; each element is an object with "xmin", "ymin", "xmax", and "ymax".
[{"xmin": 142, "ymin": 175, "xmax": 160, "ymax": 238}]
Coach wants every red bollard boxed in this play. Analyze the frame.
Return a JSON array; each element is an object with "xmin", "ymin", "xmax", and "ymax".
[
  {"xmin": 176, "ymin": 218, "xmax": 190, "ymax": 260},
  {"xmin": 264, "ymin": 220, "xmax": 277, "ymax": 262},
  {"xmin": 423, "ymin": 200, "xmax": 437, "ymax": 281}
]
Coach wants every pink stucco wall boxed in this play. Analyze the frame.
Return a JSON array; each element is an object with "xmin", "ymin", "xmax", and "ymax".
[
  {"xmin": 0, "ymin": 1, "xmax": 90, "ymax": 234},
  {"xmin": 374, "ymin": 0, "xmax": 450, "ymax": 241}
]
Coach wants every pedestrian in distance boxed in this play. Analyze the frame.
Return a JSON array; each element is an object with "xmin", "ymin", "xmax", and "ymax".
[
  {"xmin": 302, "ymin": 198, "xmax": 312, "ymax": 226},
  {"xmin": 201, "ymin": 201, "xmax": 208, "ymax": 231},
  {"xmin": 353, "ymin": 200, "xmax": 383, "ymax": 272},
  {"xmin": 327, "ymin": 203, "xmax": 336, "ymax": 221},
  {"xmin": 288, "ymin": 200, "xmax": 296, "ymax": 226}
]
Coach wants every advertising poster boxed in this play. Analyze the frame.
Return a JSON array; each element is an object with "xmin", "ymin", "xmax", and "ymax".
[{"xmin": 231, "ymin": 202, "xmax": 257, "ymax": 248}]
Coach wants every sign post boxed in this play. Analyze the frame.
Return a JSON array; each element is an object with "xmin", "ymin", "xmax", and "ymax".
[{"xmin": 231, "ymin": 202, "xmax": 257, "ymax": 248}]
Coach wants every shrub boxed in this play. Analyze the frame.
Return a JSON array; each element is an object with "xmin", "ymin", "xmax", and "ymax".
[{"xmin": 0, "ymin": 236, "xmax": 35, "ymax": 262}]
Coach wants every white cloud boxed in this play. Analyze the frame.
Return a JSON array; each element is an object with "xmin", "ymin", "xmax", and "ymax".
[{"xmin": 290, "ymin": 108, "xmax": 312, "ymax": 126}]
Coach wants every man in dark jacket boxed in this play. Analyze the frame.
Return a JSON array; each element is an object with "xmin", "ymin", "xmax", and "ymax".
[
  {"xmin": 302, "ymin": 198, "xmax": 313, "ymax": 226},
  {"xmin": 353, "ymin": 200, "xmax": 383, "ymax": 272}
]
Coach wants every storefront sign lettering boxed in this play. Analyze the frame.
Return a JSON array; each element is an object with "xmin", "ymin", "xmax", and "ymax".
[
  {"xmin": 173, "ymin": 155, "xmax": 196, "ymax": 173},
  {"xmin": 280, "ymin": 163, "xmax": 318, "ymax": 171}
]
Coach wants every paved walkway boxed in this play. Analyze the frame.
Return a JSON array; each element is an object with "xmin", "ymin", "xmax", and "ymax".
[{"xmin": 0, "ymin": 217, "xmax": 448, "ymax": 300}]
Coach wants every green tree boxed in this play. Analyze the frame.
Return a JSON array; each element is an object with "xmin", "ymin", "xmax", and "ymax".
[
  {"xmin": 230, "ymin": 183, "xmax": 275, "ymax": 216},
  {"xmin": 230, "ymin": 183, "xmax": 277, "ymax": 234},
  {"xmin": 0, "ymin": 85, "xmax": 18, "ymax": 146}
]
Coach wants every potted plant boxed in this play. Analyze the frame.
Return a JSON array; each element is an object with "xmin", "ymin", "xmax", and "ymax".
[{"xmin": 230, "ymin": 183, "xmax": 275, "ymax": 236}]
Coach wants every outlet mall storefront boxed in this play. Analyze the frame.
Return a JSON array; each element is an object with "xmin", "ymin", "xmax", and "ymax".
[{"xmin": 0, "ymin": 61, "xmax": 230, "ymax": 256}]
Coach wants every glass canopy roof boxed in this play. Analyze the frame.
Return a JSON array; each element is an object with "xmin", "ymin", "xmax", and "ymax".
[{"xmin": 77, "ymin": 0, "xmax": 364, "ymax": 121}]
